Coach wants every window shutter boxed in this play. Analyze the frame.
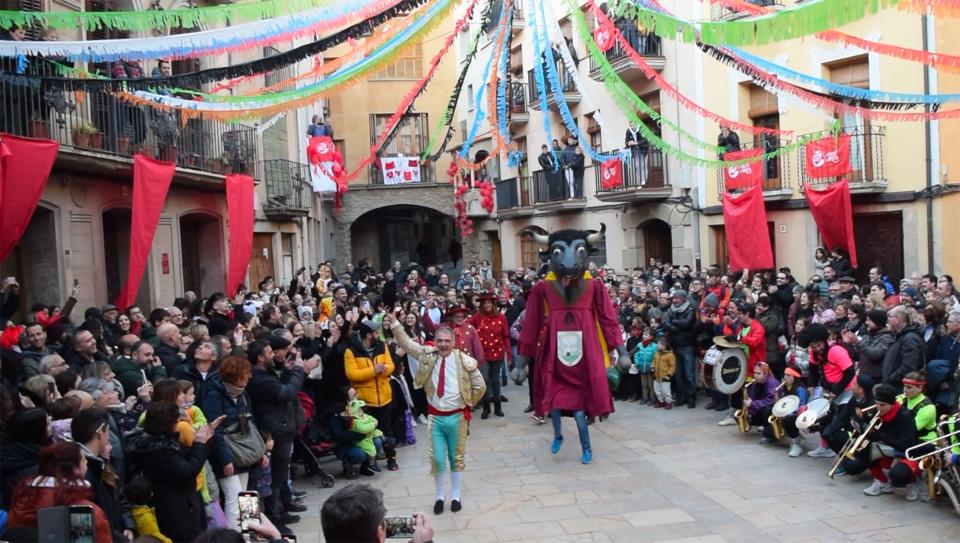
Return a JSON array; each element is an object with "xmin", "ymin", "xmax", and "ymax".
[
  {"xmin": 830, "ymin": 58, "xmax": 869, "ymax": 89},
  {"xmin": 748, "ymin": 85, "xmax": 779, "ymax": 118}
]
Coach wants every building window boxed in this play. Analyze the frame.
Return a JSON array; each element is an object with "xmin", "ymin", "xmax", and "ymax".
[
  {"xmin": 520, "ymin": 228, "xmax": 547, "ymax": 270},
  {"xmin": 281, "ymin": 233, "xmax": 294, "ymax": 283},
  {"xmin": 748, "ymin": 84, "xmax": 782, "ymax": 190},
  {"xmin": 370, "ymin": 113, "xmax": 432, "ymax": 182},
  {"xmin": 370, "ymin": 43, "xmax": 423, "ymax": 80},
  {"xmin": 827, "ymin": 56, "xmax": 874, "ymax": 182}
]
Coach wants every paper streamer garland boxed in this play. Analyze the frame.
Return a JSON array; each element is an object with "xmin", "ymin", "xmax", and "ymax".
[
  {"xmin": 0, "ymin": 0, "xmax": 390, "ymax": 63},
  {"xmin": 612, "ymin": 0, "xmax": 899, "ymax": 46},
  {"xmin": 0, "ymin": 0, "xmax": 335, "ymax": 32},
  {"xmin": 527, "ymin": 0, "xmax": 561, "ymax": 171},
  {"xmin": 343, "ymin": 0, "xmax": 480, "ymax": 183},
  {"xmin": 458, "ymin": 1, "xmax": 507, "ymax": 161}
]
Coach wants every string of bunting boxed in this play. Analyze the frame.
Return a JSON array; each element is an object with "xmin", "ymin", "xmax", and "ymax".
[
  {"xmin": 2, "ymin": 0, "xmax": 429, "ymax": 92},
  {"xmin": 421, "ymin": 0, "xmax": 494, "ymax": 161},
  {"xmin": 0, "ymin": 0, "xmax": 337, "ymax": 32},
  {"xmin": 898, "ymin": 0, "xmax": 960, "ymax": 16},
  {"xmin": 485, "ymin": 0, "xmax": 513, "ymax": 159},
  {"xmin": 343, "ymin": 0, "xmax": 480, "ymax": 183},
  {"xmin": 611, "ymin": 0, "xmax": 899, "ymax": 46},
  {"xmin": 118, "ymin": 0, "xmax": 454, "ymax": 120},
  {"xmin": 527, "ymin": 0, "xmax": 561, "ymax": 171},
  {"xmin": 705, "ymin": 0, "xmax": 960, "ymax": 75},
  {"xmin": 497, "ymin": 4, "xmax": 515, "ymax": 162},
  {"xmin": 0, "ymin": 0, "xmax": 392, "ymax": 63}
]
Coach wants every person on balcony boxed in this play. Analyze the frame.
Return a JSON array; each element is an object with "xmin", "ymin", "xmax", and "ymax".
[
  {"xmin": 561, "ymin": 137, "xmax": 578, "ymax": 199},
  {"xmin": 625, "ymin": 121, "xmax": 649, "ymax": 186},
  {"xmin": 308, "ymin": 114, "xmax": 333, "ymax": 138},
  {"xmin": 571, "ymin": 146, "xmax": 585, "ymax": 199},
  {"xmin": 717, "ymin": 125, "xmax": 741, "ymax": 159},
  {"xmin": 538, "ymin": 143, "xmax": 561, "ymax": 201},
  {"xmin": 111, "ymin": 59, "xmax": 148, "ymax": 151}
]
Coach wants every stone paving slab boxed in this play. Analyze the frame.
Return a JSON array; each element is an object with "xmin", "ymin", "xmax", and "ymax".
[{"xmin": 290, "ymin": 386, "xmax": 960, "ymax": 542}]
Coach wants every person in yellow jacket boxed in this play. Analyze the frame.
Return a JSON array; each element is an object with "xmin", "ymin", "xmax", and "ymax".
[
  {"xmin": 652, "ymin": 338, "xmax": 677, "ymax": 410},
  {"xmin": 344, "ymin": 319, "xmax": 399, "ymax": 471},
  {"xmin": 127, "ymin": 475, "xmax": 173, "ymax": 543}
]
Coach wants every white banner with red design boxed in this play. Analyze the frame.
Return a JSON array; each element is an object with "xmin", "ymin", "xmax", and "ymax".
[{"xmin": 380, "ymin": 156, "xmax": 421, "ymax": 184}]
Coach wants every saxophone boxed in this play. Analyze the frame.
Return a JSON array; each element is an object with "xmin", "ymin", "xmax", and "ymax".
[
  {"xmin": 767, "ymin": 382, "xmax": 787, "ymax": 440},
  {"xmin": 734, "ymin": 380, "xmax": 756, "ymax": 433}
]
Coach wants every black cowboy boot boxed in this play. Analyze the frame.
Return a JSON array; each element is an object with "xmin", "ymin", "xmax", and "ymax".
[
  {"xmin": 481, "ymin": 400, "xmax": 491, "ymax": 419},
  {"xmin": 494, "ymin": 400, "xmax": 504, "ymax": 417}
]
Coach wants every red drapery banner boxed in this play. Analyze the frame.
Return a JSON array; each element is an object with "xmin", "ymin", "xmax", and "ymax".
[
  {"xmin": 722, "ymin": 148, "xmax": 763, "ymax": 190},
  {"xmin": 115, "ymin": 154, "xmax": 175, "ymax": 311},
  {"xmin": 804, "ymin": 178, "xmax": 858, "ymax": 268},
  {"xmin": 600, "ymin": 160, "xmax": 623, "ymax": 189},
  {"xmin": 593, "ymin": 19, "xmax": 616, "ymax": 52},
  {"xmin": 225, "ymin": 174, "xmax": 255, "ymax": 296},
  {"xmin": 804, "ymin": 135, "xmax": 851, "ymax": 179},
  {"xmin": 722, "ymin": 185, "xmax": 773, "ymax": 271},
  {"xmin": 0, "ymin": 134, "xmax": 59, "ymax": 261}
]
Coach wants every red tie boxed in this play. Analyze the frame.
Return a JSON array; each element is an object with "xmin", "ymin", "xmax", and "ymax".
[{"xmin": 437, "ymin": 357, "xmax": 446, "ymax": 397}]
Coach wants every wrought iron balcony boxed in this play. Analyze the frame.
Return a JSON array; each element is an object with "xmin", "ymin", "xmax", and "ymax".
[
  {"xmin": 262, "ymin": 159, "xmax": 310, "ymax": 220},
  {"xmin": 532, "ymin": 168, "xmax": 587, "ymax": 210},
  {"xmin": 509, "ymin": 82, "xmax": 529, "ymax": 124},
  {"xmin": 716, "ymin": 138, "xmax": 794, "ymax": 200},
  {"xmin": 527, "ymin": 63, "xmax": 580, "ymax": 111},
  {"xmin": 799, "ymin": 126, "xmax": 886, "ymax": 193},
  {"xmin": 594, "ymin": 148, "xmax": 672, "ymax": 202},
  {"xmin": 0, "ymin": 61, "xmax": 259, "ymax": 184},
  {"xmin": 587, "ymin": 27, "xmax": 664, "ymax": 83},
  {"xmin": 495, "ymin": 175, "xmax": 534, "ymax": 217}
]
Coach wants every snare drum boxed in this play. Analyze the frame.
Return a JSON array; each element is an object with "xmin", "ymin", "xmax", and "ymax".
[{"xmin": 703, "ymin": 347, "xmax": 747, "ymax": 395}]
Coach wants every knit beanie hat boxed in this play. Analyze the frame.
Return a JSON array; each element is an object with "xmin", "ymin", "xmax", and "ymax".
[
  {"xmin": 867, "ymin": 309, "xmax": 887, "ymax": 328},
  {"xmin": 873, "ymin": 383, "xmax": 898, "ymax": 404}
]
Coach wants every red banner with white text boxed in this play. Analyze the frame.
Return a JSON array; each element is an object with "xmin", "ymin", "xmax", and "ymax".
[
  {"xmin": 804, "ymin": 135, "xmax": 851, "ymax": 178},
  {"xmin": 722, "ymin": 148, "xmax": 763, "ymax": 190},
  {"xmin": 722, "ymin": 186, "xmax": 774, "ymax": 271},
  {"xmin": 600, "ymin": 160, "xmax": 623, "ymax": 189}
]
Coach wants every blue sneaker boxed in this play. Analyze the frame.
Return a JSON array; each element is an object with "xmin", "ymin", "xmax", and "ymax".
[
  {"xmin": 581, "ymin": 450, "xmax": 593, "ymax": 464},
  {"xmin": 835, "ymin": 465, "xmax": 846, "ymax": 476},
  {"xmin": 551, "ymin": 436, "xmax": 563, "ymax": 454}
]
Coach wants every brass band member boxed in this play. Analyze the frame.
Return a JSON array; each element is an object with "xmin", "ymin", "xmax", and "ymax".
[
  {"xmin": 760, "ymin": 367, "xmax": 809, "ymax": 457},
  {"xmin": 841, "ymin": 384, "xmax": 921, "ymax": 499},
  {"xmin": 898, "ymin": 371, "xmax": 938, "ymax": 459},
  {"xmin": 740, "ymin": 362, "xmax": 779, "ymax": 435},
  {"xmin": 820, "ymin": 373, "xmax": 877, "ymax": 466},
  {"xmin": 799, "ymin": 323, "xmax": 856, "ymax": 458}
]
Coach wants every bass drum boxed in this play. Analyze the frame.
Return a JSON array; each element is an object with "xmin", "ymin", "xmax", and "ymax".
[{"xmin": 703, "ymin": 347, "xmax": 747, "ymax": 395}]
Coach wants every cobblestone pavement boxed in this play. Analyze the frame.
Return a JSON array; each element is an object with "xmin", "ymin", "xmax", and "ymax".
[{"xmin": 290, "ymin": 385, "xmax": 959, "ymax": 542}]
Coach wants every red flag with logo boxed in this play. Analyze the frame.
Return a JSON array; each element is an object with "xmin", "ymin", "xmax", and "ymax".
[
  {"xmin": 593, "ymin": 19, "xmax": 615, "ymax": 52},
  {"xmin": 804, "ymin": 178, "xmax": 858, "ymax": 268},
  {"xmin": 600, "ymin": 160, "xmax": 622, "ymax": 189},
  {"xmin": 307, "ymin": 135, "xmax": 335, "ymax": 164},
  {"xmin": 722, "ymin": 186, "xmax": 773, "ymax": 271},
  {"xmin": 804, "ymin": 135, "xmax": 851, "ymax": 178},
  {"xmin": 722, "ymin": 148, "xmax": 763, "ymax": 191}
]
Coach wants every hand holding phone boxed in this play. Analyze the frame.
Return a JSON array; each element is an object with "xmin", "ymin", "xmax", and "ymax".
[
  {"xmin": 238, "ymin": 491, "xmax": 261, "ymax": 532},
  {"xmin": 384, "ymin": 516, "xmax": 416, "ymax": 538}
]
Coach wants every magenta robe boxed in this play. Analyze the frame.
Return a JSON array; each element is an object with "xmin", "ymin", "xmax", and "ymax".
[{"xmin": 518, "ymin": 276, "xmax": 623, "ymax": 417}]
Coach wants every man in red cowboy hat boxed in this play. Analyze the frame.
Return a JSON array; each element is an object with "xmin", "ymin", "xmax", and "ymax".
[
  {"xmin": 467, "ymin": 291, "xmax": 512, "ymax": 419},
  {"xmin": 424, "ymin": 304, "xmax": 485, "ymax": 364}
]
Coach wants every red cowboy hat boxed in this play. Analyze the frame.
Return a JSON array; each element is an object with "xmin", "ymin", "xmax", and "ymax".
[
  {"xmin": 445, "ymin": 304, "xmax": 471, "ymax": 317},
  {"xmin": 475, "ymin": 291, "xmax": 498, "ymax": 302}
]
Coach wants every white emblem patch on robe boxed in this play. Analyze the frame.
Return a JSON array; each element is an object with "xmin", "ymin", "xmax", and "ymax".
[{"xmin": 557, "ymin": 331, "xmax": 583, "ymax": 367}]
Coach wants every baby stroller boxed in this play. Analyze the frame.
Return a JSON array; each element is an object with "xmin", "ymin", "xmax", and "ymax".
[{"xmin": 291, "ymin": 392, "xmax": 336, "ymax": 488}]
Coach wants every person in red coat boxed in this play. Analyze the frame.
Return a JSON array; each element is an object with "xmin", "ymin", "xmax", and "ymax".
[
  {"xmin": 718, "ymin": 302, "xmax": 766, "ymax": 428},
  {"xmin": 515, "ymin": 226, "xmax": 627, "ymax": 465},
  {"xmin": 423, "ymin": 305, "xmax": 485, "ymax": 363},
  {"xmin": 467, "ymin": 292, "xmax": 512, "ymax": 419}
]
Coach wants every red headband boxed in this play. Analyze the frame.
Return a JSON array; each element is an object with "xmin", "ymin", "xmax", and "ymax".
[{"xmin": 902, "ymin": 378, "xmax": 926, "ymax": 387}]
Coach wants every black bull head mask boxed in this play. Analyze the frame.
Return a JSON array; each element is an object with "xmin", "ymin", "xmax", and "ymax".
[{"xmin": 532, "ymin": 224, "xmax": 605, "ymax": 288}]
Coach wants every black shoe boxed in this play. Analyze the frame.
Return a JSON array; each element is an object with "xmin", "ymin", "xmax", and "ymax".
[
  {"xmin": 387, "ymin": 458, "xmax": 399, "ymax": 471},
  {"xmin": 481, "ymin": 403, "xmax": 491, "ymax": 420},
  {"xmin": 280, "ymin": 513, "xmax": 300, "ymax": 524},
  {"xmin": 494, "ymin": 403, "xmax": 504, "ymax": 417},
  {"xmin": 369, "ymin": 463, "xmax": 381, "ymax": 472},
  {"xmin": 688, "ymin": 398, "xmax": 696, "ymax": 409},
  {"xmin": 500, "ymin": 395, "xmax": 509, "ymax": 403},
  {"xmin": 285, "ymin": 502, "xmax": 308, "ymax": 513},
  {"xmin": 434, "ymin": 499, "xmax": 444, "ymax": 515},
  {"xmin": 704, "ymin": 400, "xmax": 718, "ymax": 410},
  {"xmin": 524, "ymin": 404, "xmax": 534, "ymax": 413},
  {"xmin": 451, "ymin": 500, "xmax": 462, "ymax": 512},
  {"xmin": 292, "ymin": 489, "xmax": 308, "ymax": 499},
  {"xmin": 360, "ymin": 464, "xmax": 376, "ymax": 476}
]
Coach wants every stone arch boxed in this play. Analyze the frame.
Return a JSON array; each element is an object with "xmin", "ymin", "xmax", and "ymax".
[
  {"xmin": 346, "ymin": 204, "xmax": 455, "ymax": 272},
  {"xmin": 178, "ymin": 210, "xmax": 225, "ymax": 297},
  {"xmin": 636, "ymin": 218, "xmax": 673, "ymax": 266}
]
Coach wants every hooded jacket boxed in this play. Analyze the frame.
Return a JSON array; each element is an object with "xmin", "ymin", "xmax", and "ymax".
[
  {"xmin": 855, "ymin": 328, "xmax": 896, "ymax": 380},
  {"xmin": 0, "ymin": 439, "xmax": 40, "ymax": 509},
  {"xmin": 882, "ymin": 325, "xmax": 926, "ymax": 388},
  {"xmin": 344, "ymin": 336, "xmax": 394, "ymax": 408},
  {"xmin": 247, "ymin": 364, "xmax": 306, "ymax": 439},
  {"xmin": 663, "ymin": 300, "xmax": 695, "ymax": 347}
]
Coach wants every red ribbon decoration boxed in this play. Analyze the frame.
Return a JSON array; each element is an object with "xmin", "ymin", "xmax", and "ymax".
[
  {"xmin": 115, "ymin": 154, "xmax": 175, "ymax": 311},
  {"xmin": 804, "ymin": 178, "xmax": 858, "ymax": 268},
  {"xmin": 722, "ymin": 186, "xmax": 774, "ymax": 271},
  {"xmin": 600, "ymin": 159, "xmax": 623, "ymax": 189},
  {"xmin": 0, "ymin": 134, "xmax": 59, "ymax": 261},
  {"xmin": 722, "ymin": 148, "xmax": 763, "ymax": 190},
  {"xmin": 225, "ymin": 174, "xmax": 255, "ymax": 296},
  {"xmin": 804, "ymin": 135, "xmax": 851, "ymax": 179}
]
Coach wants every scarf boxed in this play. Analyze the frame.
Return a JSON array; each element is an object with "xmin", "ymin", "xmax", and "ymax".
[{"xmin": 224, "ymin": 382, "xmax": 245, "ymax": 400}]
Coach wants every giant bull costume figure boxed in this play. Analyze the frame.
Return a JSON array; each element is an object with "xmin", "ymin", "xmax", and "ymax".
[{"xmin": 514, "ymin": 225, "xmax": 628, "ymax": 463}]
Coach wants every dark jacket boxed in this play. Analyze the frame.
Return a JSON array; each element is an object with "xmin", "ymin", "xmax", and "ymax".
[
  {"xmin": 538, "ymin": 151, "xmax": 556, "ymax": 171},
  {"xmin": 202, "ymin": 377, "xmax": 256, "ymax": 477},
  {"xmin": 0, "ymin": 439, "xmax": 40, "ymax": 509},
  {"xmin": 18, "ymin": 346, "xmax": 54, "ymax": 383},
  {"xmin": 111, "ymin": 356, "xmax": 166, "ymax": 399},
  {"xmin": 82, "ymin": 452, "xmax": 134, "ymax": 541},
  {"xmin": 663, "ymin": 301, "xmax": 696, "ymax": 348},
  {"xmin": 126, "ymin": 431, "xmax": 210, "ymax": 543},
  {"xmin": 870, "ymin": 402, "xmax": 920, "ymax": 454},
  {"xmin": 855, "ymin": 328, "xmax": 895, "ymax": 380},
  {"xmin": 172, "ymin": 361, "xmax": 217, "ymax": 412},
  {"xmin": 882, "ymin": 325, "xmax": 926, "ymax": 388},
  {"xmin": 247, "ymin": 365, "xmax": 306, "ymax": 440},
  {"xmin": 207, "ymin": 313, "xmax": 235, "ymax": 337},
  {"xmin": 717, "ymin": 130, "xmax": 741, "ymax": 158},
  {"xmin": 61, "ymin": 347, "xmax": 110, "ymax": 374},
  {"xmin": 757, "ymin": 310, "xmax": 783, "ymax": 366},
  {"xmin": 154, "ymin": 343, "xmax": 181, "ymax": 376}
]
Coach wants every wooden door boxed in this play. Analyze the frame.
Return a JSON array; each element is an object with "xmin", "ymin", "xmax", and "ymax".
[
  {"xmin": 852, "ymin": 212, "xmax": 903, "ymax": 284},
  {"xmin": 249, "ymin": 233, "xmax": 274, "ymax": 291},
  {"xmin": 641, "ymin": 220, "xmax": 672, "ymax": 263},
  {"xmin": 490, "ymin": 233, "xmax": 502, "ymax": 276}
]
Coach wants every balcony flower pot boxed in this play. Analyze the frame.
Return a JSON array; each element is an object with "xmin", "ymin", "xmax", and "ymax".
[
  {"xmin": 117, "ymin": 135, "xmax": 132, "ymax": 156},
  {"xmin": 159, "ymin": 145, "xmax": 179, "ymax": 163},
  {"xmin": 71, "ymin": 129, "xmax": 90, "ymax": 148},
  {"xmin": 88, "ymin": 132, "xmax": 104, "ymax": 150},
  {"xmin": 28, "ymin": 119, "xmax": 49, "ymax": 139}
]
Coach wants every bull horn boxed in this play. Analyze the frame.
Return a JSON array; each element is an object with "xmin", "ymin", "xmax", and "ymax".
[
  {"xmin": 529, "ymin": 230, "xmax": 549, "ymax": 245},
  {"xmin": 586, "ymin": 223, "xmax": 606, "ymax": 245}
]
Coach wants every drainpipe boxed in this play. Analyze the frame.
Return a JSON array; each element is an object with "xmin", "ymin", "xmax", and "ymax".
[{"xmin": 923, "ymin": 12, "xmax": 935, "ymax": 274}]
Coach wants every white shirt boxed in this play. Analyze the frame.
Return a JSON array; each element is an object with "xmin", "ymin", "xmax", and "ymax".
[{"xmin": 430, "ymin": 353, "xmax": 461, "ymax": 411}]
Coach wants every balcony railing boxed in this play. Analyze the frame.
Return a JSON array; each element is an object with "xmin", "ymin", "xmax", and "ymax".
[
  {"xmin": 511, "ymin": 2, "xmax": 524, "ymax": 26},
  {"xmin": 262, "ymin": 159, "xmax": 310, "ymax": 218},
  {"xmin": 0, "ymin": 62, "xmax": 258, "ymax": 179},
  {"xmin": 533, "ymin": 168, "xmax": 589, "ymax": 203},
  {"xmin": 495, "ymin": 175, "xmax": 533, "ymax": 210},
  {"xmin": 800, "ymin": 126, "xmax": 885, "ymax": 187},
  {"xmin": 588, "ymin": 27, "xmax": 662, "ymax": 73},
  {"xmin": 527, "ymin": 63, "xmax": 578, "ymax": 108},
  {"xmin": 717, "ymin": 138, "xmax": 793, "ymax": 196},
  {"xmin": 509, "ymin": 81, "xmax": 528, "ymax": 117},
  {"xmin": 594, "ymin": 147, "xmax": 668, "ymax": 194},
  {"xmin": 710, "ymin": 0, "xmax": 782, "ymax": 20},
  {"xmin": 368, "ymin": 155, "xmax": 435, "ymax": 185}
]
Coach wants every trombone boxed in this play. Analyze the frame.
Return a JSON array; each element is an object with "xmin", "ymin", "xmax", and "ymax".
[
  {"xmin": 827, "ymin": 409, "xmax": 883, "ymax": 479},
  {"xmin": 905, "ymin": 415, "xmax": 960, "ymax": 462}
]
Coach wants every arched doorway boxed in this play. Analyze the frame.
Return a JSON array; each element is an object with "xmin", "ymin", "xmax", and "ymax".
[
  {"xmin": 179, "ymin": 213, "xmax": 224, "ymax": 297},
  {"xmin": 638, "ymin": 219, "xmax": 672, "ymax": 265},
  {"xmin": 350, "ymin": 205, "xmax": 455, "ymax": 271},
  {"xmin": 103, "ymin": 208, "xmax": 150, "ymax": 307},
  {"xmin": 0, "ymin": 204, "xmax": 60, "ymax": 317}
]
